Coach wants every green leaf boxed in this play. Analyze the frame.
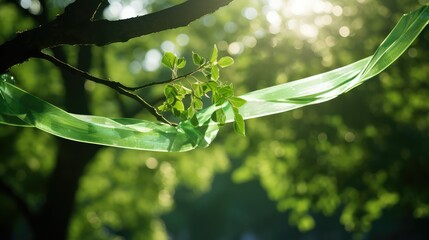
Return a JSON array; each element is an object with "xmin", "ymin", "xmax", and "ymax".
[
  {"xmin": 210, "ymin": 45, "xmax": 218, "ymax": 63},
  {"xmin": 166, "ymin": 96, "xmax": 175, "ymax": 105},
  {"xmin": 207, "ymin": 81, "xmax": 218, "ymax": 90},
  {"xmin": 211, "ymin": 65, "xmax": 220, "ymax": 81},
  {"xmin": 192, "ymin": 51, "xmax": 204, "ymax": 66},
  {"xmin": 187, "ymin": 106, "xmax": 196, "ymax": 119},
  {"xmin": 162, "ymin": 52, "xmax": 177, "ymax": 70},
  {"xmin": 211, "ymin": 85, "xmax": 233, "ymax": 105},
  {"xmin": 211, "ymin": 92, "xmax": 219, "ymax": 105},
  {"xmin": 174, "ymin": 98, "xmax": 185, "ymax": 110},
  {"xmin": 233, "ymin": 111, "xmax": 246, "ymax": 136},
  {"xmin": 158, "ymin": 102, "xmax": 169, "ymax": 112},
  {"xmin": 164, "ymin": 85, "xmax": 177, "ymax": 104},
  {"xmin": 164, "ymin": 84, "xmax": 177, "ymax": 96},
  {"xmin": 218, "ymin": 85, "xmax": 234, "ymax": 98},
  {"xmin": 190, "ymin": 115, "xmax": 199, "ymax": 126},
  {"xmin": 192, "ymin": 83, "xmax": 204, "ymax": 98},
  {"xmin": 181, "ymin": 85, "xmax": 192, "ymax": 95},
  {"xmin": 172, "ymin": 84, "xmax": 190, "ymax": 101},
  {"xmin": 218, "ymin": 57, "xmax": 234, "ymax": 68},
  {"xmin": 211, "ymin": 109, "xmax": 226, "ymax": 126},
  {"xmin": 228, "ymin": 97, "xmax": 247, "ymax": 108},
  {"xmin": 201, "ymin": 67, "xmax": 212, "ymax": 79},
  {"xmin": 201, "ymin": 82, "xmax": 213, "ymax": 95},
  {"xmin": 172, "ymin": 100, "xmax": 185, "ymax": 117},
  {"xmin": 177, "ymin": 57, "xmax": 186, "ymax": 69},
  {"xmin": 192, "ymin": 97, "xmax": 203, "ymax": 110},
  {"xmin": 212, "ymin": 92, "xmax": 226, "ymax": 106}
]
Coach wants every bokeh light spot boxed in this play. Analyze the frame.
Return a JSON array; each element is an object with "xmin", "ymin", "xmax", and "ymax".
[
  {"xmin": 344, "ymin": 132, "xmax": 356, "ymax": 142},
  {"xmin": 266, "ymin": 10, "xmax": 282, "ymax": 27},
  {"xmin": 315, "ymin": 15, "xmax": 333, "ymax": 27},
  {"xmin": 228, "ymin": 42, "xmax": 244, "ymax": 55},
  {"xmin": 407, "ymin": 48, "xmax": 418, "ymax": 58},
  {"xmin": 176, "ymin": 34, "xmax": 190, "ymax": 46},
  {"xmin": 332, "ymin": 5, "xmax": 343, "ymax": 16},
  {"xmin": 339, "ymin": 26, "xmax": 350, "ymax": 37},
  {"xmin": 161, "ymin": 41, "xmax": 175, "ymax": 52},
  {"xmin": 142, "ymin": 49, "xmax": 162, "ymax": 72},
  {"xmin": 202, "ymin": 15, "xmax": 216, "ymax": 27},
  {"xmin": 300, "ymin": 24, "xmax": 319, "ymax": 39},
  {"xmin": 284, "ymin": 0, "xmax": 330, "ymax": 16},
  {"xmin": 224, "ymin": 22, "xmax": 238, "ymax": 33},
  {"xmin": 242, "ymin": 7, "xmax": 258, "ymax": 20},
  {"xmin": 145, "ymin": 157, "xmax": 158, "ymax": 169},
  {"xmin": 129, "ymin": 60, "xmax": 142, "ymax": 74},
  {"xmin": 243, "ymin": 36, "xmax": 257, "ymax": 48}
]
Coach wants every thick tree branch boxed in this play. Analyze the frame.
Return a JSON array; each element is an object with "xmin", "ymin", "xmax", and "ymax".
[
  {"xmin": 70, "ymin": 0, "xmax": 234, "ymax": 46},
  {"xmin": 59, "ymin": 0, "xmax": 102, "ymax": 24},
  {"xmin": 0, "ymin": 0, "xmax": 234, "ymax": 72}
]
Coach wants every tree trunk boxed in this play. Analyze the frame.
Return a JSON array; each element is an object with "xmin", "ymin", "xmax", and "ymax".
[
  {"xmin": 33, "ymin": 46, "xmax": 100, "ymax": 240},
  {"xmin": 34, "ymin": 140, "xmax": 99, "ymax": 240}
]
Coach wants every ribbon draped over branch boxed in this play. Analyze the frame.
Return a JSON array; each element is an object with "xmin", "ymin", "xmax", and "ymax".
[{"xmin": 1, "ymin": 5, "xmax": 428, "ymax": 152}]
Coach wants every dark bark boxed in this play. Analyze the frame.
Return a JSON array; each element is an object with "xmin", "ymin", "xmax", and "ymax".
[
  {"xmin": 0, "ymin": 0, "xmax": 234, "ymax": 72},
  {"xmin": 34, "ymin": 140, "xmax": 99, "ymax": 240},
  {"xmin": 59, "ymin": 0, "xmax": 102, "ymax": 23},
  {"xmin": 33, "ymin": 46, "xmax": 100, "ymax": 240},
  {"xmin": 53, "ymin": 46, "xmax": 93, "ymax": 113}
]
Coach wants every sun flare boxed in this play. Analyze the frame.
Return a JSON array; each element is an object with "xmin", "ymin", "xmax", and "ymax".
[
  {"xmin": 264, "ymin": 0, "xmax": 336, "ymax": 39},
  {"xmin": 286, "ymin": 0, "xmax": 325, "ymax": 16}
]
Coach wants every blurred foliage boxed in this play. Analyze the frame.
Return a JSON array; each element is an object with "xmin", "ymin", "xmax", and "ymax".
[{"xmin": 1, "ymin": 0, "xmax": 429, "ymax": 239}]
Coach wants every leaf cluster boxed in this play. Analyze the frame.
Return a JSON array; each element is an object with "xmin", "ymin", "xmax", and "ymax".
[{"xmin": 158, "ymin": 45, "xmax": 246, "ymax": 135}]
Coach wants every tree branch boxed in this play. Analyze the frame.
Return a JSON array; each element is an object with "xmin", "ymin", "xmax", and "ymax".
[
  {"xmin": 0, "ymin": 0, "xmax": 234, "ymax": 72},
  {"xmin": 35, "ymin": 52, "xmax": 131, "ymax": 90},
  {"xmin": 69, "ymin": 0, "xmax": 235, "ymax": 46},
  {"xmin": 35, "ymin": 52, "xmax": 173, "ymax": 124},
  {"xmin": 133, "ymin": 65, "xmax": 206, "ymax": 90},
  {"xmin": 58, "ymin": 0, "xmax": 102, "ymax": 24}
]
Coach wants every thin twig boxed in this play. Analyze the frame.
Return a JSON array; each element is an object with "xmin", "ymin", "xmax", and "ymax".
[
  {"xmin": 34, "ymin": 52, "xmax": 173, "ymax": 125},
  {"xmin": 35, "ymin": 52, "xmax": 132, "ymax": 90},
  {"xmin": 115, "ymin": 87, "xmax": 174, "ymax": 124},
  {"xmin": 129, "ymin": 65, "xmax": 206, "ymax": 90}
]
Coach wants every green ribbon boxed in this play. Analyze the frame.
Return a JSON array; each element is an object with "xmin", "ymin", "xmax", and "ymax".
[{"xmin": 1, "ymin": 5, "xmax": 428, "ymax": 152}]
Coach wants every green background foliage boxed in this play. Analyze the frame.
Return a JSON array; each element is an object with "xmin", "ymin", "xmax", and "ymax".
[{"xmin": 1, "ymin": 0, "xmax": 429, "ymax": 239}]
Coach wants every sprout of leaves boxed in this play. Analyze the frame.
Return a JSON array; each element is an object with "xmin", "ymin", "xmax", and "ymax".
[{"xmin": 158, "ymin": 45, "xmax": 246, "ymax": 135}]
